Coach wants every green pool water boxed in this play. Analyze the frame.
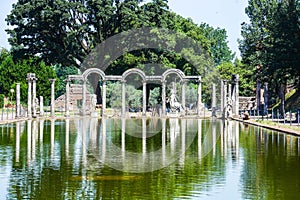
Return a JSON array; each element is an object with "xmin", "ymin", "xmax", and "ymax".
[{"xmin": 1, "ymin": 118, "xmax": 300, "ymax": 199}]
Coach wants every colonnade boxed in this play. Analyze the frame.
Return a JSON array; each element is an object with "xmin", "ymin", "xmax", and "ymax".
[
  {"xmin": 18, "ymin": 69, "xmax": 204, "ymax": 118},
  {"xmin": 65, "ymin": 68, "xmax": 202, "ymax": 117},
  {"xmin": 20, "ymin": 73, "xmax": 56, "ymax": 118},
  {"xmin": 220, "ymin": 74, "xmax": 240, "ymax": 118}
]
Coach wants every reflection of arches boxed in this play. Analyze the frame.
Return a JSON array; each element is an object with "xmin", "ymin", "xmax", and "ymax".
[
  {"xmin": 82, "ymin": 68, "xmax": 106, "ymax": 81},
  {"xmin": 121, "ymin": 68, "xmax": 146, "ymax": 82},
  {"xmin": 162, "ymin": 69, "xmax": 185, "ymax": 82}
]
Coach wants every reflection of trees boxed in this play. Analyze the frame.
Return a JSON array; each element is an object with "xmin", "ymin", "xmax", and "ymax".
[{"xmin": 239, "ymin": 125, "xmax": 300, "ymax": 199}]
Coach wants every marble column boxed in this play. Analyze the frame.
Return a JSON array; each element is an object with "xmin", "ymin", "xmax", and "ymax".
[
  {"xmin": 223, "ymin": 80, "xmax": 228, "ymax": 119},
  {"xmin": 81, "ymin": 80, "xmax": 86, "ymax": 116},
  {"xmin": 220, "ymin": 80, "xmax": 224, "ymax": 117},
  {"xmin": 181, "ymin": 80, "xmax": 186, "ymax": 115},
  {"xmin": 197, "ymin": 77, "xmax": 202, "ymax": 116},
  {"xmin": 234, "ymin": 75, "xmax": 239, "ymax": 116},
  {"xmin": 142, "ymin": 81, "xmax": 147, "ymax": 116},
  {"xmin": 39, "ymin": 96, "xmax": 44, "ymax": 116},
  {"xmin": 121, "ymin": 80, "xmax": 126, "ymax": 117},
  {"xmin": 212, "ymin": 83, "xmax": 216, "ymax": 117},
  {"xmin": 49, "ymin": 79, "xmax": 56, "ymax": 117},
  {"xmin": 16, "ymin": 83, "xmax": 20, "ymax": 118},
  {"xmin": 162, "ymin": 81, "xmax": 166, "ymax": 117},
  {"xmin": 27, "ymin": 75, "xmax": 32, "ymax": 118},
  {"xmin": 32, "ymin": 77, "xmax": 37, "ymax": 118},
  {"xmin": 102, "ymin": 80, "xmax": 107, "ymax": 116},
  {"xmin": 65, "ymin": 78, "xmax": 70, "ymax": 117}
]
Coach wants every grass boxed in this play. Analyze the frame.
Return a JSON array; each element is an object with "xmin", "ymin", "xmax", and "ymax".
[{"xmin": 255, "ymin": 119, "xmax": 300, "ymax": 132}]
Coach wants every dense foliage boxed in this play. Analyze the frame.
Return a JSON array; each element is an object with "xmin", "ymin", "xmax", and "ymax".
[
  {"xmin": 239, "ymin": 0, "xmax": 300, "ymax": 112},
  {"xmin": 0, "ymin": 49, "xmax": 57, "ymax": 104},
  {"xmin": 5, "ymin": 0, "xmax": 237, "ymax": 106}
]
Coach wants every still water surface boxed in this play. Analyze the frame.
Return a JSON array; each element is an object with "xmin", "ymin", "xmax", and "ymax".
[{"xmin": 0, "ymin": 118, "xmax": 300, "ymax": 199}]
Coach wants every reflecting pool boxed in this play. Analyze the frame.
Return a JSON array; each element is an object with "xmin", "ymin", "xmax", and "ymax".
[{"xmin": 1, "ymin": 118, "xmax": 300, "ymax": 199}]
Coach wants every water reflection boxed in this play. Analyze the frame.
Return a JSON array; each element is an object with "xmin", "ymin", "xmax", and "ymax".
[{"xmin": 1, "ymin": 119, "xmax": 300, "ymax": 199}]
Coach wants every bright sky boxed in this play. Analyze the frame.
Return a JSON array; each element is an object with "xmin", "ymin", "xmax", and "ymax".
[{"xmin": 0, "ymin": 0, "xmax": 249, "ymax": 57}]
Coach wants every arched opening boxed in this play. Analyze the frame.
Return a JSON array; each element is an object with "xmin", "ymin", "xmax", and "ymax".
[{"xmin": 121, "ymin": 69, "xmax": 147, "ymax": 116}]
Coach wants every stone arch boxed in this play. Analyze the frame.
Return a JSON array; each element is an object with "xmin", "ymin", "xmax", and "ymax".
[
  {"xmin": 121, "ymin": 68, "xmax": 146, "ymax": 82},
  {"xmin": 82, "ymin": 68, "xmax": 106, "ymax": 81},
  {"xmin": 162, "ymin": 69, "xmax": 185, "ymax": 82}
]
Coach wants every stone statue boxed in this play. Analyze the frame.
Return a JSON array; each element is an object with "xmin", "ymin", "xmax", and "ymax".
[
  {"xmin": 90, "ymin": 94, "xmax": 97, "ymax": 112},
  {"xmin": 169, "ymin": 89, "xmax": 182, "ymax": 112}
]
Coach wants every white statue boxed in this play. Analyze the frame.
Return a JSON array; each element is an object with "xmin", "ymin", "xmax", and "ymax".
[
  {"xmin": 90, "ymin": 94, "xmax": 97, "ymax": 111},
  {"xmin": 169, "ymin": 89, "xmax": 182, "ymax": 112}
]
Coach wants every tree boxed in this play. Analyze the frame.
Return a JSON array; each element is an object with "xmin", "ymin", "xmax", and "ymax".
[
  {"xmin": 217, "ymin": 59, "xmax": 255, "ymax": 97},
  {"xmin": 200, "ymin": 23, "xmax": 234, "ymax": 66},
  {"xmin": 239, "ymin": 0, "xmax": 300, "ymax": 114},
  {"xmin": 0, "ymin": 49, "xmax": 57, "ymax": 103},
  {"xmin": 54, "ymin": 64, "xmax": 78, "ymax": 98},
  {"xmin": 6, "ymin": 0, "xmax": 169, "ymax": 69}
]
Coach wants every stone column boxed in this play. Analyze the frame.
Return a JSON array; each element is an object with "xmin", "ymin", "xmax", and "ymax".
[
  {"xmin": 81, "ymin": 80, "xmax": 86, "ymax": 116},
  {"xmin": 16, "ymin": 83, "xmax": 20, "ymax": 118},
  {"xmin": 256, "ymin": 81, "xmax": 261, "ymax": 114},
  {"xmin": 121, "ymin": 80, "xmax": 126, "ymax": 117},
  {"xmin": 212, "ymin": 83, "xmax": 216, "ymax": 117},
  {"xmin": 102, "ymin": 80, "xmax": 107, "ymax": 116},
  {"xmin": 142, "ymin": 81, "xmax": 147, "ymax": 116},
  {"xmin": 264, "ymin": 82, "xmax": 268, "ymax": 115},
  {"xmin": 49, "ymin": 79, "xmax": 56, "ymax": 117},
  {"xmin": 27, "ymin": 74, "xmax": 32, "ymax": 118},
  {"xmin": 234, "ymin": 75, "xmax": 239, "ymax": 116},
  {"xmin": 181, "ymin": 80, "xmax": 186, "ymax": 115},
  {"xmin": 220, "ymin": 80, "xmax": 224, "ymax": 116},
  {"xmin": 65, "ymin": 78, "xmax": 70, "ymax": 117},
  {"xmin": 223, "ymin": 80, "xmax": 228, "ymax": 119},
  {"xmin": 197, "ymin": 77, "xmax": 202, "ymax": 116},
  {"xmin": 32, "ymin": 77, "xmax": 37, "ymax": 118},
  {"xmin": 39, "ymin": 96, "xmax": 44, "ymax": 116},
  {"xmin": 162, "ymin": 81, "xmax": 166, "ymax": 117}
]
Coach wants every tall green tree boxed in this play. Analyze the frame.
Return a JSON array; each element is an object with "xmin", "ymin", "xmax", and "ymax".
[
  {"xmin": 239, "ymin": 0, "xmax": 300, "ymax": 114},
  {"xmin": 6, "ymin": 0, "xmax": 169, "ymax": 69},
  {"xmin": 200, "ymin": 23, "xmax": 234, "ymax": 66}
]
